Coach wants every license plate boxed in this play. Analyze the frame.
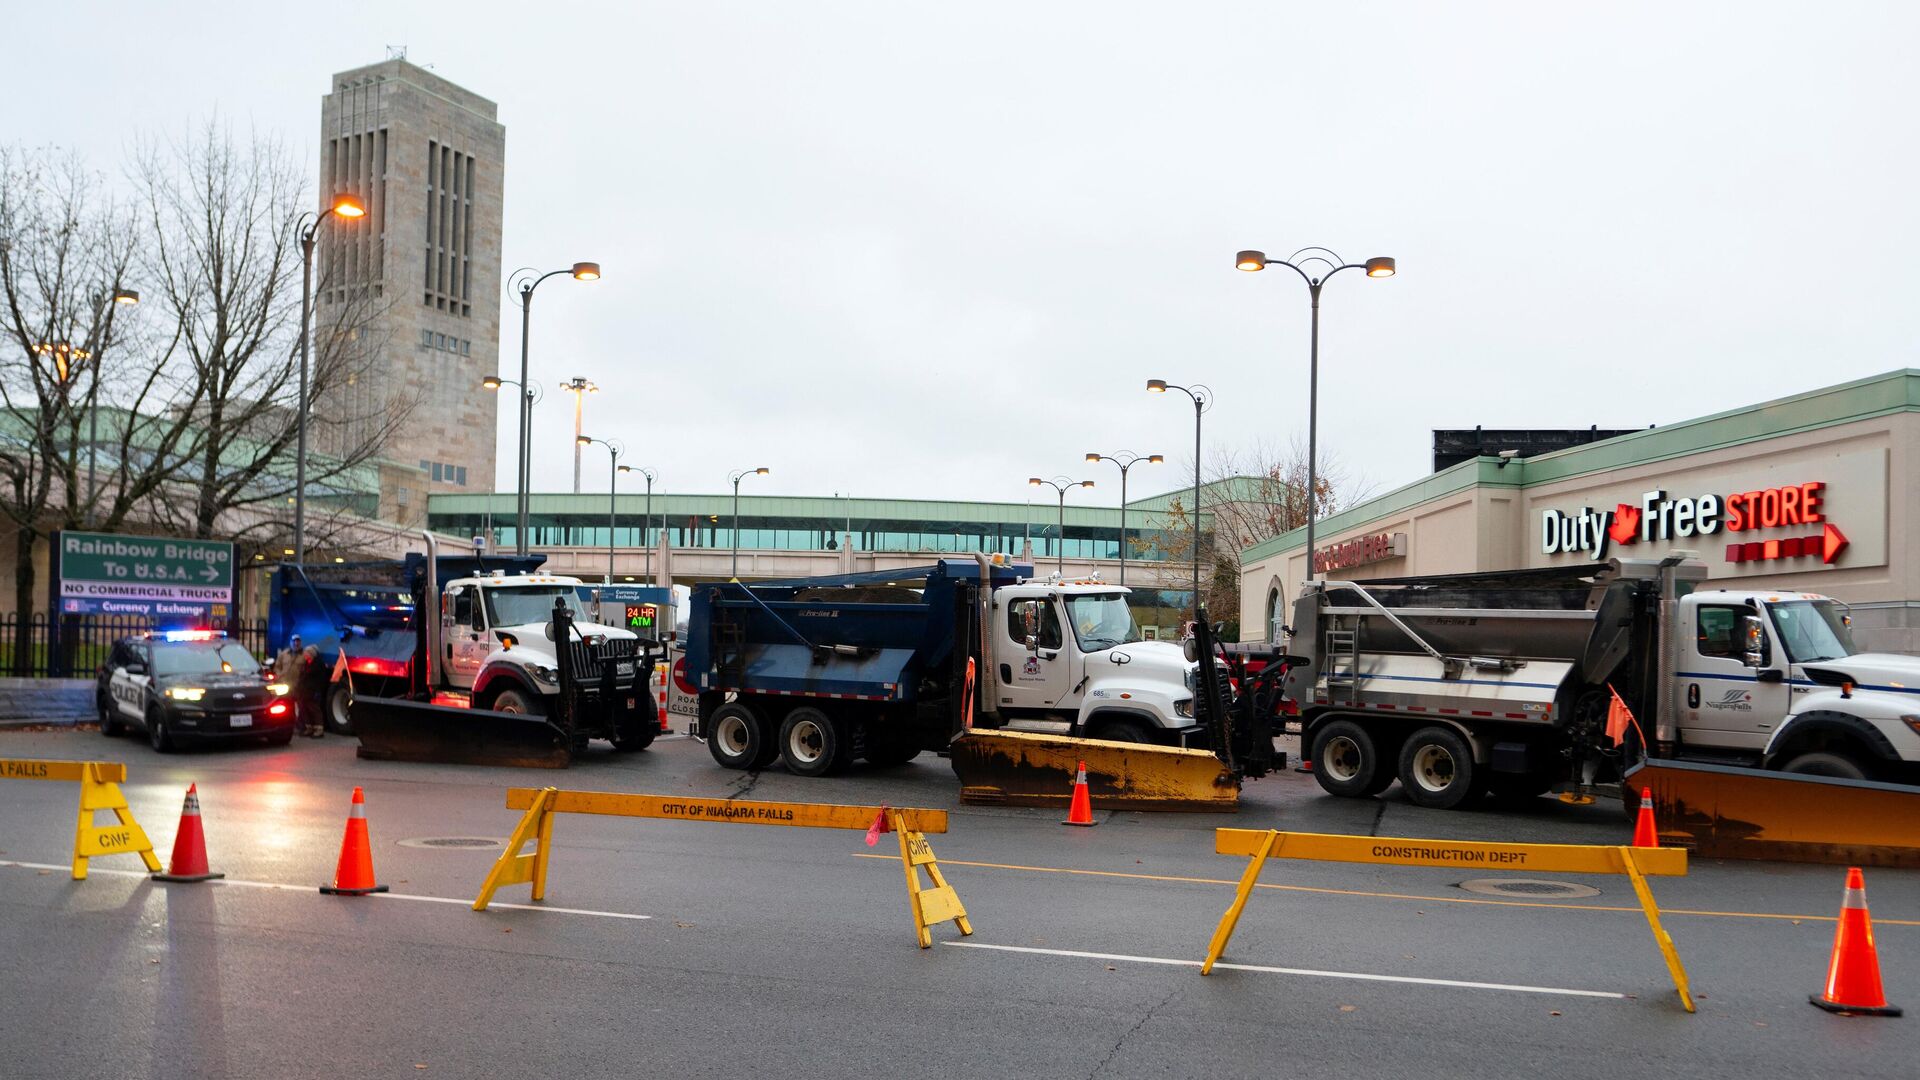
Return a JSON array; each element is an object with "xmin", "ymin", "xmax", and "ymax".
[
  {"xmin": 616, "ymin": 662, "xmax": 634, "ymax": 677},
  {"xmin": 230, "ymin": 713, "xmax": 253, "ymax": 728}
]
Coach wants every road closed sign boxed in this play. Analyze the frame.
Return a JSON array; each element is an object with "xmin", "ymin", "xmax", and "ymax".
[{"xmin": 56, "ymin": 530, "xmax": 234, "ymax": 612}]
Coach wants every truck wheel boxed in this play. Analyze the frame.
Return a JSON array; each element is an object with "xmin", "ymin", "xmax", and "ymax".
[
  {"xmin": 99, "ymin": 697, "xmax": 123, "ymax": 737},
  {"xmin": 490, "ymin": 687, "xmax": 545, "ymax": 716},
  {"xmin": 1312, "ymin": 720, "xmax": 1389, "ymax": 798},
  {"xmin": 707, "ymin": 703, "xmax": 770, "ymax": 770},
  {"xmin": 1093, "ymin": 717, "xmax": 1156, "ymax": 744},
  {"xmin": 325, "ymin": 682, "xmax": 355, "ymax": 735},
  {"xmin": 1397, "ymin": 726, "xmax": 1484, "ymax": 810},
  {"xmin": 610, "ymin": 718, "xmax": 657, "ymax": 752},
  {"xmin": 780, "ymin": 706, "xmax": 851, "ymax": 777},
  {"xmin": 1779, "ymin": 749, "xmax": 1873, "ymax": 782}
]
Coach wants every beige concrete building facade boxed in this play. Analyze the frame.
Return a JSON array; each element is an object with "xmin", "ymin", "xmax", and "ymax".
[
  {"xmin": 315, "ymin": 57, "xmax": 505, "ymax": 495},
  {"xmin": 1240, "ymin": 370, "xmax": 1920, "ymax": 654}
]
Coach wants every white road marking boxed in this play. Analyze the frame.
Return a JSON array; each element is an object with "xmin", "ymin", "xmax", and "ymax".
[
  {"xmin": 945, "ymin": 942, "xmax": 1625, "ymax": 999},
  {"xmin": 0, "ymin": 860, "xmax": 649, "ymax": 920}
]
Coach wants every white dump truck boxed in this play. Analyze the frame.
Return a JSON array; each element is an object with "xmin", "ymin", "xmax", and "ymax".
[{"xmin": 1283, "ymin": 554, "xmax": 1920, "ymax": 809}]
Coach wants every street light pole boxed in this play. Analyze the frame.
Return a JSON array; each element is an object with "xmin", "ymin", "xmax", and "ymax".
[
  {"xmin": 1085, "ymin": 452, "xmax": 1163, "ymax": 586},
  {"xmin": 1146, "ymin": 380, "xmax": 1209, "ymax": 618},
  {"xmin": 562, "ymin": 377, "xmax": 597, "ymax": 493},
  {"xmin": 578, "ymin": 435, "xmax": 623, "ymax": 585},
  {"xmin": 1027, "ymin": 476, "xmax": 1096, "ymax": 574},
  {"xmin": 728, "ymin": 467, "xmax": 770, "ymax": 579},
  {"xmin": 481, "ymin": 376, "xmax": 541, "ymax": 551},
  {"xmin": 1235, "ymin": 248, "xmax": 1395, "ymax": 581},
  {"xmin": 81, "ymin": 288, "xmax": 139, "ymax": 525},
  {"xmin": 511, "ymin": 263, "xmax": 600, "ymax": 555},
  {"xmin": 625, "ymin": 467, "xmax": 657, "ymax": 584},
  {"xmin": 293, "ymin": 193, "xmax": 367, "ymax": 565}
]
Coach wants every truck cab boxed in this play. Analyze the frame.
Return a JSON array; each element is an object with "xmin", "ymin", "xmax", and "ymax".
[
  {"xmin": 440, "ymin": 571, "xmax": 644, "ymax": 714},
  {"xmin": 1674, "ymin": 589, "xmax": 1920, "ymax": 782},
  {"xmin": 992, "ymin": 582, "xmax": 1201, "ymax": 745}
]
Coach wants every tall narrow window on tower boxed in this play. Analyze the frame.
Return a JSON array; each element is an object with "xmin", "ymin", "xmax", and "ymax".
[{"xmin": 424, "ymin": 139, "xmax": 476, "ymax": 316}]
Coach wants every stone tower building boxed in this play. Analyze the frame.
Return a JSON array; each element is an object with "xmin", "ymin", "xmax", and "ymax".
[{"xmin": 314, "ymin": 58, "xmax": 504, "ymax": 507}]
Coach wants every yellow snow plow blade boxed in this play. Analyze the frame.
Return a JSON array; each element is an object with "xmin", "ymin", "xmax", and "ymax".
[
  {"xmin": 949, "ymin": 730, "xmax": 1240, "ymax": 813},
  {"xmin": 1627, "ymin": 759, "xmax": 1920, "ymax": 869}
]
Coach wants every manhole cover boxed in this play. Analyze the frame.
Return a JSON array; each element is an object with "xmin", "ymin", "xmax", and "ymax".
[
  {"xmin": 1458, "ymin": 878, "xmax": 1600, "ymax": 899},
  {"xmin": 396, "ymin": 837, "xmax": 506, "ymax": 851}
]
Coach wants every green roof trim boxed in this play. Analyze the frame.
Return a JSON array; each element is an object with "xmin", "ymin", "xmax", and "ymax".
[
  {"xmin": 1241, "ymin": 368, "xmax": 1920, "ymax": 563},
  {"xmin": 429, "ymin": 488, "xmax": 1220, "ymax": 529}
]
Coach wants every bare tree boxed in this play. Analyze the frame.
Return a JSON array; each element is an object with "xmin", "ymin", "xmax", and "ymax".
[
  {"xmin": 130, "ymin": 122, "xmax": 410, "ymax": 544},
  {"xmin": 1137, "ymin": 439, "xmax": 1367, "ymax": 630}
]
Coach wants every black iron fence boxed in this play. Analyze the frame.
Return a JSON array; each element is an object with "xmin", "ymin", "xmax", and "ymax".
[{"xmin": 0, "ymin": 613, "xmax": 269, "ymax": 679}]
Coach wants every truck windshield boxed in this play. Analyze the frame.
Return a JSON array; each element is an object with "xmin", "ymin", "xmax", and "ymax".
[
  {"xmin": 483, "ymin": 586, "xmax": 590, "ymax": 628},
  {"xmin": 1065, "ymin": 593, "xmax": 1143, "ymax": 652},
  {"xmin": 1769, "ymin": 600, "xmax": 1859, "ymax": 663}
]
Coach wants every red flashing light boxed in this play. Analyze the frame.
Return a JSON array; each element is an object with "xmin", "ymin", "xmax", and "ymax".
[
  {"xmin": 268, "ymin": 702, "xmax": 289, "ymax": 717},
  {"xmin": 353, "ymin": 657, "xmax": 409, "ymax": 677}
]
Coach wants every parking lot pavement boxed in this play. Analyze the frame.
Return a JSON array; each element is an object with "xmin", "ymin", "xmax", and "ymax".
[{"xmin": 2, "ymin": 727, "xmax": 1914, "ymax": 1079}]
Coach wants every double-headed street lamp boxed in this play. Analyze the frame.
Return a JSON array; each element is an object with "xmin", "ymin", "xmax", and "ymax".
[
  {"xmin": 293, "ymin": 192, "xmax": 367, "ymax": 565},
  {"xmin": 511, "ymin": 262, "xmax": 600, "ymax": 555},
  {"xmin": 620, "ymin": 465, "xmax": 658, "ymax": 584},
  {"xmin": 729, "ymin": 467, "xmax": 770, "ymax": 579},
  {"xmin": 576, "ymin": 435, "xmax": 623, "ymax": 585},
  {"xmin": 1028, "ymin": 476, "xmax": 1095, "ymax": 574},
  {"xmin": 1084, "ymin": 451, "xmax": 1162, "ymax": 586},
  {"xmin": 561, "ymin": 377, "xmax": 598, "ymax": 493},
  {"xmin": 1235, "ymin": 247, "xmax": 1394, "ymax": 580},
  {"xmin": 1146, "ymin": 380, "xmax": 1209, "ymax": 616}
]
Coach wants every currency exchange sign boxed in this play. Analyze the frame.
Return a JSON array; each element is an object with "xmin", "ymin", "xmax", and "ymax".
[{"xmin": 56, "ymin": 531, "xmax": 234, "ymax": 608}]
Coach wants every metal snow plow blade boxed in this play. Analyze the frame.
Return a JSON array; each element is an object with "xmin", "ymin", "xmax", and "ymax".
[
  {"xmin": 1628, "ymin": 759, "xmax": 1920, "ymax": 869},
  {"xmin": 351, "ymin": 695, "xmax": 572, "ymax": 769},
  {"xmin": 950, "ymin": 730, "xmax": 1239, "ymax": 813}
]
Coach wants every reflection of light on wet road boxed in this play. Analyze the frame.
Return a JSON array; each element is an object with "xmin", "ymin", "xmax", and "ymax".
[{"xmin": 237, "ymin": 779, "xmax": 308, "ymax": 853}]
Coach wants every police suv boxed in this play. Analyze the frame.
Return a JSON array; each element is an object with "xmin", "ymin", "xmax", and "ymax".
[{"xmin": 96, "ymin": 630, "xmax": 295, "ymax": 751}]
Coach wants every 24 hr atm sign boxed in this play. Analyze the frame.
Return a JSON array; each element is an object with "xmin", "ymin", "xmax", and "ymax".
[{"xmin": 57, "ymin": 531, "xmax": 234, "ymax": 605}]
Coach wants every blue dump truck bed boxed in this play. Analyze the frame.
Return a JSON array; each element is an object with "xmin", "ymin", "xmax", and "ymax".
[{"xmin": 687, "ymin": 560, "xmax": 1031, "ymax": 703}]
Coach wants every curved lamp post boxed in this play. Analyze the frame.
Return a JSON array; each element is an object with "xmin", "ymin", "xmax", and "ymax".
[
  {"xmin": 511, "ymin": 262, "xmax": 599, "ymax": 555},
  {"xmin": 293, "ymin": 192, "xmax": 367, "ymax": 564},
  {"xmin": 728, "ymin": 467, "xmax": 770, "ymax": 579},
  {"xmin": 620, "ymin": 465, "xmax": 659, "ymax": 584},
  {"xmin": 577, "ymin": 435, "xmax": 624, "ymax": 585},
  {"xmin": 1146, "ymin": 380, "xmax": 1210, "ymax": 616},
  {"xmin": 1085, "ymin": 451, "xmax": 1162, "ymax": 586},
  {"xmin": 1028, "ymin": 476, "xmax": 1095, "ymax": 574},
  {"xmin": 1235, "ymin": 247, "xmax": 1394, "ymax": 581}
]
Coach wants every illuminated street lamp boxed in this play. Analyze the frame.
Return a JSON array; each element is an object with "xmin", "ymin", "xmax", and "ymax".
[
  {"xmin": 1085, "ymin": 451, "xmax": 1162, "ymax": 586},
  {"xmin": 577, "ymin": 435, "xmax": 623, "ymax": 585},
  {"xmin": 293, "ymin": 192, "xmax": 366, "ymax": 565},
  {"xmin": 1028, "ymin": 476, "xmax": 1096, "ymax": 574},
  {"xmin": 1146, "ymin": 380, "xmax": 1208, "ymax": 615},
  {"xmin": 561, "ymin": 377, "xmax": 599, "ymax": 493},
  {"xmin": 510, "ymin": 262, "xmax": 600, "ymax": 555},
  {"xmin": 1235, "ymin": 247, "xmax": 1394, "ymax": 580},
  {"xmin": 729, "ymin": 467, "xmax": 770, "ymax": 579}
]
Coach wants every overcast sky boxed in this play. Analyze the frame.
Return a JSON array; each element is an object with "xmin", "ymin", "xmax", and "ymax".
[{"xmin": 10, "ymin": 3, "xmax": 1918, "ymax": 509}]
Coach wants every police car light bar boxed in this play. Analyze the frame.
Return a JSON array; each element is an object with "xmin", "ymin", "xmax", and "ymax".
[{"xmin": 157, "ymin": 629, "xmax": 223, "ymax": 642}]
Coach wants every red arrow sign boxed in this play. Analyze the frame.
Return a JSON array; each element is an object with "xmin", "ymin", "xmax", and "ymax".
[{"xmin": 1821, "ymin": 523, "xmax": 1849, "ymax": 564}]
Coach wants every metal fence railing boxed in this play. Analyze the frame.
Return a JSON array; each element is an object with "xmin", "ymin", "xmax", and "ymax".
[{"xmin": 0, "ymin": 614, "xmax": 269, "ymax": 679}]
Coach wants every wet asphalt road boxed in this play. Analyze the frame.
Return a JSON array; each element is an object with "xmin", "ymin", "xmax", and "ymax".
[{"xmin": 1, "ymin": 726, "xmax": 1914, "ymax": 1079}]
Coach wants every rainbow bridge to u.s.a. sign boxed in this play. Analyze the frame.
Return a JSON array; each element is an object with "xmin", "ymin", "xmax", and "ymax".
[{"xmin": 54, "ymin": 529, "xmax": 234, "ymax": 617}]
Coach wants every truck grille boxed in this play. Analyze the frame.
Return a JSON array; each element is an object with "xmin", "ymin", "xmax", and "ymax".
[{"xmin": 565, "ymin": 637, "xmax": 638, "ymax": 682}]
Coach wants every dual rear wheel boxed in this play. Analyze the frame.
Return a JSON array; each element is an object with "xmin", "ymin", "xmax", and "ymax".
[
  {"xmin": 1312, "ymin": 720, "xmax": 1489, "ymax": 810},
  {"xmin": 706, "ymin": 701, "xmax": 917, "ymax": 775}
]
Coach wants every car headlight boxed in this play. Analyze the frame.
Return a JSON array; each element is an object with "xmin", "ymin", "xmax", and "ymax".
[
  {"xmin": 531, "ymin": 665, "xmax": 559, "ymax": 686},
  {"xmin": 166, "ymin": 687, "xmax": 206, "ymax": 702},
  {"xmin": 267, "ymin": 682, "xmax": 290, "ymax": 697},
  {"xmin": 1175, "ymin": 697, "xmax": 1194, "ymax": 718}
]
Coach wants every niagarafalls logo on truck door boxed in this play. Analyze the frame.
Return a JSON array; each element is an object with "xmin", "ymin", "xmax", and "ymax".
[{"xmin": 1541, "ymin": 481, "xmax": 1848, "ymax": 566}]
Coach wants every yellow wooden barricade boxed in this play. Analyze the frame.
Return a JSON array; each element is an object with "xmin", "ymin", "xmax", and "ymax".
[
  {"xmin": 473, "ymin": 789, "xmax": 972, "ymax": 949},
  {"xmin": 1, "ymin": 759, "xmax": 161, "ymax": 880},
  {"xmin": 1203, "ymin": 829, "xmax": 1695, "ymax": 1012}
]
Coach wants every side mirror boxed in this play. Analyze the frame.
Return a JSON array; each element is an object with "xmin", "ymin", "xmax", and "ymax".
[
  {"xmin": 1739, "ymin": 614, "xmax": 1766, "ymax": 668},
  {"xmin": 1181, "ymin": 638, "xmax": 1199, "ymax": 663},
  {"xmin": 1024, "ymin": 634, "xmax": 1039, "ymax": 653},
  {"xmin": 543, "ymin": 620, "xmax": 556, "ymax": 642}
]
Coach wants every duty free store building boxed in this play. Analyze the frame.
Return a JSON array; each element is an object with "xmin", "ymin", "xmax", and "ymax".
[{"xmin": 1238, "ymin": 369, "xmax": 1920, "ymax": 654}]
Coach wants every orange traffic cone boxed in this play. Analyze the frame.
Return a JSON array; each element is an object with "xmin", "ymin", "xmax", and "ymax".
[
  {"xmin": 1063, "ymin": 761, "xmax": 1095, "ymax": 827},
  {"xmin": 320, "ymin": 786, "xmax": 388, "ymax": 896},
  {"xmin": 1810, "ymin": 867, "xmax": 1902, "ymax": 1016},
  {"xmin": 153, "ymin": 783, "xmax": 224, "ymax": 883},
  {"xmin": 1632, "ymin": 787, "xmax": 1659, "ymax": 847}
]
